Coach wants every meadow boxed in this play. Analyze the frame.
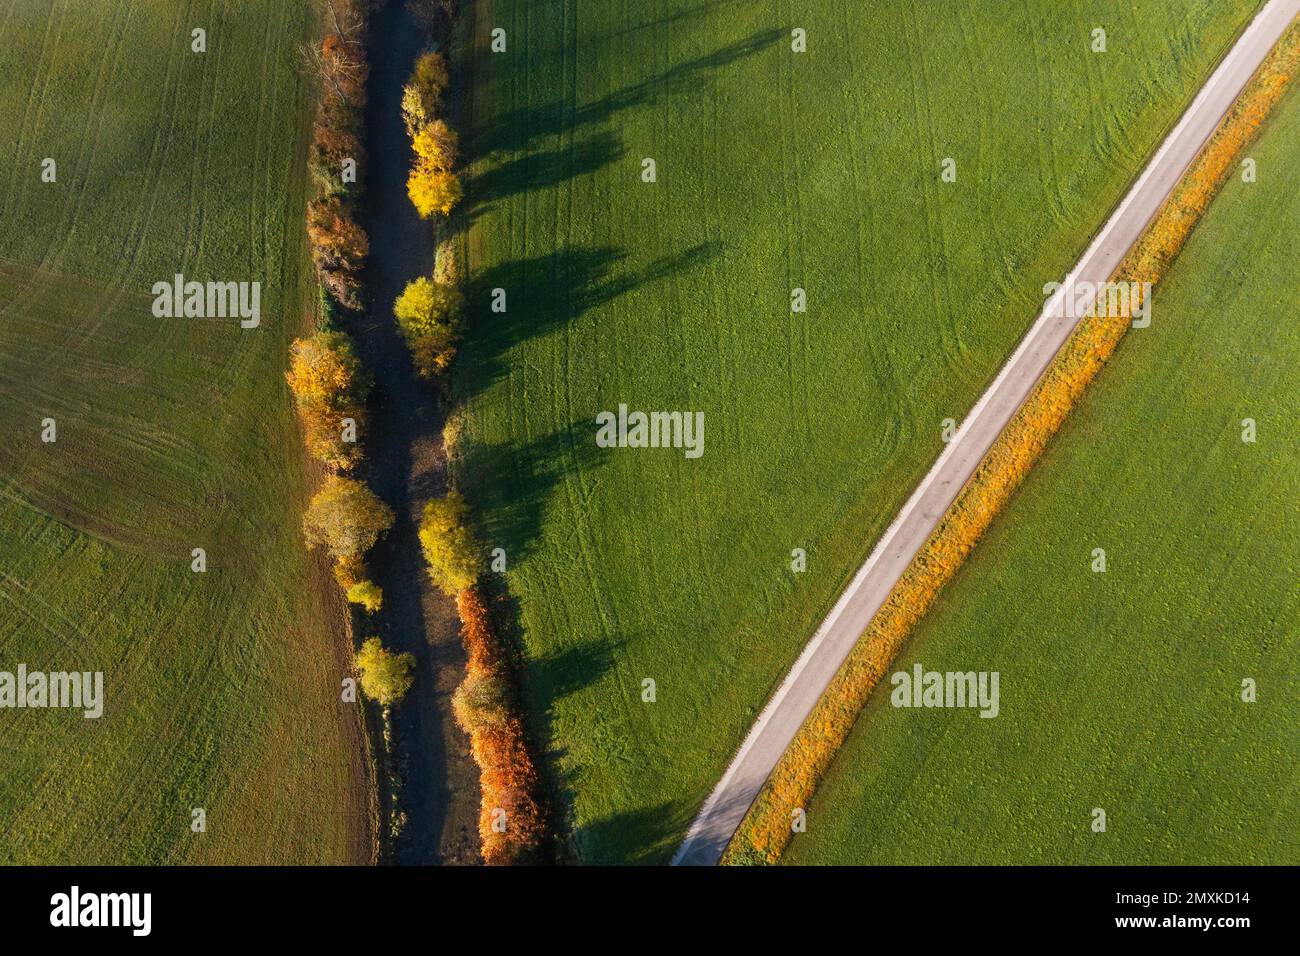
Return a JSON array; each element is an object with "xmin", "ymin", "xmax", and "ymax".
[
  {"xmin": 784, "ymin": 84, "xmax": 1300, "ymax": 866},
  {"xmin": 455, "ymin": 0, "xmax": 1265, "ymax": 862},
  {"xmin": 0, "ymin": 0, "xmax": 370, "ymax": 862}
]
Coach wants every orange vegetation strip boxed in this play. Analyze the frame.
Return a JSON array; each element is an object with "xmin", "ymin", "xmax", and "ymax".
[
  {"xmin": 724, "ymin": 22, "xmax": 1300, "ymax": 866},
  {"xmin": 455, "ymin": 586, "xmax": 547, "ymax": 864}
]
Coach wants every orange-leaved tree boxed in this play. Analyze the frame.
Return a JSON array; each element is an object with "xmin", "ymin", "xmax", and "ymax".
[
  {"xmin": 456, "ymin": 586, "xmax": 546, "ymax": 864},
  {"xmin": 307, "ymin": 196, "xmax": 370, "ymax": 309}
]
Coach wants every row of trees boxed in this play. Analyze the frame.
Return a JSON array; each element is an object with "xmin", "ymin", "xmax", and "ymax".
[
  {"xmin": 292, "ymin": 1, "xmax": 413, "ymax": 761},
  {"xmin": 404, "ymin": 52, "xmax": 463, "ymax": 217},
  {"xmin": 292, "ymin": 1, "xmax": 395, "ymax": 622},
  {"xmin": 399, "ymin": 7, "xmax": 549, "ymax": 865},
  {"xmin": 287, "ymin": 332, "xmax": 395, "ymax": 611},
  {"xmin": 420, "ymin": 493, "xmax": 546, "ymax": 864},
  {"xmin": 395, "ymin": 51, "xmax": 465, "ymax": 379},
  {"xmin": 306, "ymin": 1, "xmax": 373, "ymax": 313}
]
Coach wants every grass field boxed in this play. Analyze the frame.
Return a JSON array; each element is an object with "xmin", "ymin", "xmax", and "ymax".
[
  {"xmin": 784, "ymin": 83, "xmax": 1300, "ymax": 866},
  {"xmin": 456, "ymin": 0, "xmax": 1264, "ymax": 862},
  {"xmin": 0, "ymin": 0, "xmax": 370, "ymax": 863}
]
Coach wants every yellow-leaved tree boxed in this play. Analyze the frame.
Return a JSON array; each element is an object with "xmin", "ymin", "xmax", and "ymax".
[
  {"xmin": 346, "ymin": 579, "xmax": 384, "ymax": 613},
  {"xmin": 286, "ymin": 330, "xmax": 370, "ymax": 470},
  {"xmin": 418, "ymin": 490, "xmax": 482, "ymax": 595},
  {"xmin": 355, "ymin": 637, "xmax": 415, "ymax": 708},
  {"xmin": 401, "ymin": 51, "xmax": 449, "ymax": 139},
  {"xmin": 412, "ymin": 119, "xmax": 458, "ymax": 171},
  {"xmin": 407, "ymin": 165, "xmax": 463, "ymax": 219},
  {"xmin": 286, "ymin": 330, "xmax": 366, "ymax": 405},
  {"xmin": 393, "ymin": 276, "xmax": 462, "ymax": 377}
]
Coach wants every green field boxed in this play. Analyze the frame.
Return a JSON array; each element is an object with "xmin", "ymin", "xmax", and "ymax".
[
  {"xmin": 785, "ymin": 84, "xmax": 1300, "ymax": 866},
  {"xmin": 0, "ymin": 1, "xmax": 370, "ymax": 863},
  {"xmin": 457, "ymin": 0, "xmax": 1264, "ymax": 862}
]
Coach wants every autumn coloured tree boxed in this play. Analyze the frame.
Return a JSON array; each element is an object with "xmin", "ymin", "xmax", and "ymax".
[
  {"xmin": 346, "ymin": 580, "xmax": 384, "ymax": 613},
  {"xmin": 406, "ymin": 120, "xmax": 460, "ymax": 219},
  {"xmin": 319, "ymin": 32, "xmax": 368, "ymax": 110},
  {"xmin": 452, "ymin": 671, "xmax": 510, "ymax": 735},
  {"xmin": 418, "ymin": 484, "xmax": 550, "ymax": 860},
  {"xmin": 303, "ymin": 475, "xmax": 395, "ymax": 563},
  {"xmin": 286, "ymin": 330, "xmax": 369, "ymax": 406},
  {"xmin": 418, "ymin": 491, "xmax": 481, "ymax": 595},
  {"xmin": 355, "ymin": 637, "xmax": 415, "ymax": 708},
  {"xmin": 454, "ymin": 586, "xmax": 547, "ymax": 864},
  {"xmin": 393, "ymin": 276, "xmax": 462, "ymax": 337},
  {"xmin": 412, "ymin": 119, "xmax": 458, "ymax": 171},
  {"xmin": 333, "ymin": 554, "xmax": 367, "ymax": 591},
  {"xmin": 310, "ymin": 106, "xmax": 363, "ymax": 197},
  {"xmin": 286, "ymin": 330, "xmax": 370, "ymax": 470},
  {"xmin": 401, "ymin": 51, "xmax": 450, "ymax": 139},
  {"xmin": 307, "ymin": 196, "xmax": 370, "ymax": 309},
  {"xmin": 407, "ymin": 165, "xmax": 463, "ymax": 219},
  {"xmin": 393, "ymin": 276, "xmax": 461, "ymax": 377},
  {"xmin": 401, "ymin": 51, "xmax": 462, "ymax": 220}
]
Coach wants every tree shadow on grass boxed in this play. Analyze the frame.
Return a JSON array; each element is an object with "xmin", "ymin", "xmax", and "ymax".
[
  {"xmin": 528, "ymin": 639, "xmax": 620, "ymax": 703},
  {"xmin": 571, "ymin": 799, "xmax": 701, "ymax": 865},
  {"xmin": 456, "ymin": 240, "xmax": 723, "ymax": 403},
  {"xmin": 460, "ymin": 129, "xmax": 626, "ymax": 226},
  {"xmin": 453, "ymin": 26, "xmax": 787, "ymax": 231},
  {"xmin": 460, "ymin": 424, "xmax": 619, "ymax": 863},
  {"xmin": 478, "ymin": 580, "xmax": 625, "ymax": 864},
  {"xmin": 467, "ymin": 26, "xmax": 789, "ymax": 159},
  {"xmin": 456, "ymin": 245, "xmax": 627, "ymax": 404},
  {"xmin": 459, "ymin": 421, "xmax": 611, "ymax": 566}
]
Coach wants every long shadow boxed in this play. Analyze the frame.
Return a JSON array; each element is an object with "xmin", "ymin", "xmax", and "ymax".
[
  {"xmin": 450, "ymin": 237, "xmax": 719, "ymax": 861},
  {"xmin": 613, "ymin": 0, "xmax": 752, "ymax": 38},
  {"xmin": 461, "ymin": 423, "xmax": 610, "ymax": 562},
  {"xmin": 572, "ymin": 800, "xmax": 700, "ymax": 865},
  {"xmin": 466, "ymin": 25, "xmax": 789, "ymax": 159},
  {"xmin": 460, "ymin": 423, "xmax": 614, "ymax": 863},
  {"xmin": 442, "ymin": 13, "xmax": 781, "ymax": 865},
  {"xmin": 457, "ymin": 240, "xmax": 722, "ymax": 403},
  {"xmin": 529, "ymin": 639, "xmax": 619, "ymax": 704},
  {"xmin": 452, "ymin": 25, "xmax": 786, "ymax": 229},
  {"xmin": 465, "ymin": 129, "xmax": 626, "ymax": 209}
]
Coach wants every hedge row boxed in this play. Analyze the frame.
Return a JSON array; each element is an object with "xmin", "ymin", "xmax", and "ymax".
[
  {"xmin": 418, "ymin": 491, "xmax": 547, "ymax": 864},
  {"xmin": 394, "ymin": 48, "xmax": 463, "ymax": 379}
]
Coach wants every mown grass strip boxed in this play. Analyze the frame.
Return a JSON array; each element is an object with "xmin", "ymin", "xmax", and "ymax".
[{"xmin": 725, "ymin": 20, "xmax": 1300, "ymax": 866}]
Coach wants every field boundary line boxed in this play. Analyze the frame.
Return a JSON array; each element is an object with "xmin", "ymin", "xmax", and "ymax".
[{"xmin": 673, "ymin": 0, "xmax": 1300, "ymax": 866}]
